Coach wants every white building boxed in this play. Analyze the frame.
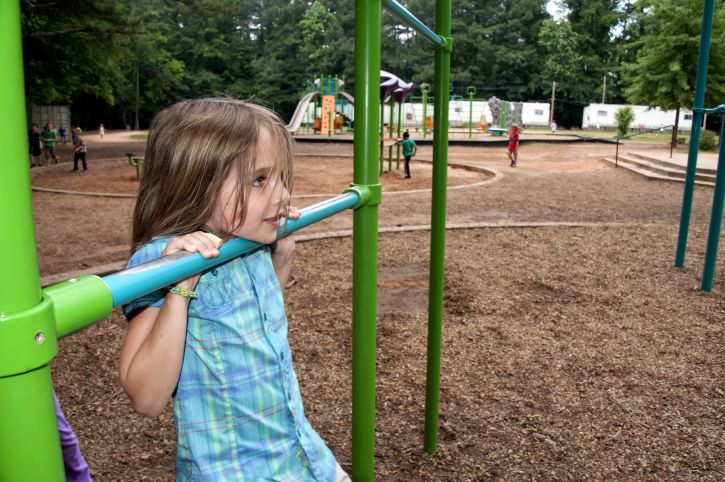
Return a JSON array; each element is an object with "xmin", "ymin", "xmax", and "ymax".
[
  {"xmin": 582, "ymin": 103, "xmax": 695, "ymax": 131},
  {"xmin": 397, "ymin": 100, "xmax": 550, "ymax": 128}
]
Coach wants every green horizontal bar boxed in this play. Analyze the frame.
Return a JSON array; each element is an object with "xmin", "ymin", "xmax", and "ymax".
[{"xmin": 383, "ymin": 0, "xmax": 444, "ymax": 47}]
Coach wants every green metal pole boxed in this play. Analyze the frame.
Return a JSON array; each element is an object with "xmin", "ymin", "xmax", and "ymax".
[
  {"xmin": 0, "ymin": 1, "xmax": 65, "ymax": 480},
  {"xmin": 501, "ymin": 100, "xmax": 507, "ymax": 129},
  {"xmin": 424, "ymin": 0, "xmax": 452, "ymax": 455},
  {"xmin": 701, "ymin": 115, "xmax": 725, "ymax": 291},
  {"xmin": 388, "ymin": 97, "xmax": 394, "ymax": 171},
  {"xmin": 396, "ymin": 97, "xmax": 403, "ymax": 169},
  {"xmin": 675, "ymin": 0, "xmax": 716, "ymax": 267},
  {"xmin": 422, "ymin": 84, "xmax": 429, "ymax": 138},
  {"xmin": 467, "ymin": 87, "xmax": 476, "ymax": 139},
  {"xmin": 353, "ymin": 0, "xmax": 381, "ymax": 478},
  {"xmin": 379, "ymin": 99, "xmax": 384, "ymax": 175}
]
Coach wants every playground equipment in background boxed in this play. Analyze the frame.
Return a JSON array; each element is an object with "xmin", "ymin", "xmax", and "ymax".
[
  {"xmin": 1, "ymin": 0, "xmax": 452, "ymax": 480},
  {"xmin": 675, "ymin": 0, "xmax": 724, "ymax": 292},
  {"xmin": 125, "ymin": 152, "xmax": 144, "ymax": 180},
  {"xmin": 286, "ymin": 75, "xmax": 354, "ymax": 135},
  {"xmin": 379, "ymin": 70, "xmax": 415, "ymax": 174}
]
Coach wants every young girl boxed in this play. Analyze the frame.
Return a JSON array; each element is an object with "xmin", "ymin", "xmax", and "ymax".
[
  {"xmin": 119, "ymin": 98, "xmax": 349, "ymax": 481},
  {"xmin": 507, "ymin": 123, "xmax": 521, "ymax": 167}
]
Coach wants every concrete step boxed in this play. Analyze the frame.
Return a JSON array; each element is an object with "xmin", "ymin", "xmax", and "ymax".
[
  {"xmin": 610, "ymin": 154, "xmax": 716, "ymax": 183},
  {"xmin": 602, "ymin": 157, "xmax": 715, "ymax": 187},
  {"xmin": 627, "ymin": 151, "xmax": 719, "ymax": 175}
]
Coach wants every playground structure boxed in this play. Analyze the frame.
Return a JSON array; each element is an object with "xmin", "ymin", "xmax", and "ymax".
[
  {"xmin": 286, "ymin": 75, "xmax": 355, "ymax": 135},
  {"xmin": 1, "ymin": 1, "xmax": 451, "ymax": 481},
  {"xmin": 674, "ymin": 0, "xmax": 725, "ymax": 293},
  {"xmin": 378, "ymin": 70, "xmax": 415, "ymax": 174}
]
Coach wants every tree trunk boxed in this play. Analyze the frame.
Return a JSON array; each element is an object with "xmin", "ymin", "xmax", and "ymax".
[{"xmin": 671, "ymin": 106, "xmax": 680, "ymax": 149}]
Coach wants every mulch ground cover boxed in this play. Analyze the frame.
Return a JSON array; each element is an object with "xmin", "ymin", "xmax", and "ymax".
[{"xmin": 32, "ymin": 132, "xmax": 723, "ymax": 480}]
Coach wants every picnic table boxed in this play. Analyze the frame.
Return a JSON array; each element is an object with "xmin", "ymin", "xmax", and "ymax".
[{"xmin": 487, "ymin": 127, "xmax": 508, "ymax": 137}]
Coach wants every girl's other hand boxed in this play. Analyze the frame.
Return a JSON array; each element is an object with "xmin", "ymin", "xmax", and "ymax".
[
  {"xmin": 286, "ymin": 205, "xmax": 301, "ymax": 221},
  {"xmin": 162, "ymin": 231, "xmax": 223, "ymax": 291}
]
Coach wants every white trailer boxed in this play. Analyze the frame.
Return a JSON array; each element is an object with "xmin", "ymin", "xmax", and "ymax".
[
  {"xmin": 399, "ymin": 100, "xmax": 550, "ymax": 128},
  {"xmin": 582, "ymin": 103, "xmax": 695, "ymax": 131}
]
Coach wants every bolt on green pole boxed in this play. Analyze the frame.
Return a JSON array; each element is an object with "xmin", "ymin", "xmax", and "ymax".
[
  {"xmin": 675, "ymin": 0, "xmax": 716, "ymax": 267},
  {"xmin": 424, "ymin": 0, "xmax": 452, "ymax": 455},
  {"xmin": 701, "ymin": 113, "xmax": 725, "ymax": 291},
  {"xmin": 353, "ymin": 0, "xmax": 381, "ymax": 478},
  {"xmin": 0, "ymin": 1, "xmax": 65, "ymax": 479}
]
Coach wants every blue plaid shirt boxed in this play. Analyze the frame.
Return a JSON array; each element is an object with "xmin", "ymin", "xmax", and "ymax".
[{"xmin": 123, "ymin": 238, "xmax": 338, "ymax": 481}]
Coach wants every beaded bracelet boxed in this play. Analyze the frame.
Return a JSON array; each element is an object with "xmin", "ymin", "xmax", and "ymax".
[{"xmin": 167, "ymin": 285, "xmax": 198, "ymax": 299}]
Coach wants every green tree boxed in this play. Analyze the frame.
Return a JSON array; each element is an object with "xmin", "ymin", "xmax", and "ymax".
[
  {"xmin": 622, "ymin": 0, "xmax": 725, "ymax": 147},
  {"xmin": 536, "ymin": 19, "xmax": 582, "ymax": 99},
  {"xmin": 299, "ymin": 0, "xmax": 339, "ymax": 77},
  {"xmin": 565, "ymin": 0, "xmax": 622, "ymax": 102},
  {"xmin": 614, "ymin": 105, "xmax": 634, "ymax": 135}
]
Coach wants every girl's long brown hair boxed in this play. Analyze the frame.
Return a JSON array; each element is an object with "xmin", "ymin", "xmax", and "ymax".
[{"xmin": 131, "ymin": 98, "xmax": 294, "ymax": 251}]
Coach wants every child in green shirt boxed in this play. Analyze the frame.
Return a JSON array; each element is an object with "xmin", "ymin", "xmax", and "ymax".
[{"xmin": 398, "ymin": 131, "xmax": 417, "ymax": 179}]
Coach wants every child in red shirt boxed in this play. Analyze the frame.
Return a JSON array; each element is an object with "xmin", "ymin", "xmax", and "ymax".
[{"xmin": 508, "ymin": 123, "xmax": 520, "ymax": 167}]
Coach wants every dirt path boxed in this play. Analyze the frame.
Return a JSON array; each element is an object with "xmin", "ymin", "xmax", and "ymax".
[{"xmin": 36, "ymin": 134, "xmax": 724, "ymax": 480}]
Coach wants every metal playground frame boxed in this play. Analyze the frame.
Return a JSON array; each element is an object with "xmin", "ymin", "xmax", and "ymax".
[{"xmin": 0, "ymin": 0, "xmax": 452, "ymax": 480}]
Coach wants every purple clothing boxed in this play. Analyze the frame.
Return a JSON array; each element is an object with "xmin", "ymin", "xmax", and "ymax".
[{"xmin": 54, "ymin": 392, "xmax": 92, "ymax": 482}]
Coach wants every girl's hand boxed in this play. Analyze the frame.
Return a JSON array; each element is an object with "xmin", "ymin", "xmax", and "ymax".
[
  {"xmin": 286, "ymin": 205, "xmax": 301, "ymax": 221},
  {"xmin": 271, "ymin": 206, "xmax": 299, "ymax": 288},
  {"xmin": 162, "ymin": 231, "xmax": 222, "ymax": 291}
]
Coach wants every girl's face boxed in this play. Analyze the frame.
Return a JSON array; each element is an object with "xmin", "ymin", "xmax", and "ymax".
[{"xmin": 206, "ymin": 132, "xmax": 290, "ymax": 244}]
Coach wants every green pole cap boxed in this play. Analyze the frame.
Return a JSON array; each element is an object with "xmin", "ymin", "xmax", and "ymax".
[
  {"xmin": 437, "ymin": 37, "xmax": 453, "ymax": 52},
  {"xmin": 45, "ymin": 275, "xmax": 113, "ymax": 339},
  {"xmin": 344, "ymin": 183, "xmax": 382, "ymax": 208},
  {"xmin": 0, "ymin": 297, "xmax": 57, "ymax": 377}
]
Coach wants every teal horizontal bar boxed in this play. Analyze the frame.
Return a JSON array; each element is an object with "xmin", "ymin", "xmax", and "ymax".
[
  {"xmin": 693, "ymin": 104, "xmax": 725, "ymax": 114},
  {"xmin": 103, "ymin": 192, "xmax": 360, "ymax": 307},
  {"xmin": 383, "ymin": 0, "xmax": 444, "ymax": 47}
]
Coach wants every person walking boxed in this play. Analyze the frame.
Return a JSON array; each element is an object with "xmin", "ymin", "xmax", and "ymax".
[
  {"xmin": 507, "ymin": 124, "xmax": 521, "ymax": 167},
  {"xmin": 28, "ymin": 123, "xmax": 42, "ymax": 167},
  {"xmin": 73, "ymin": 130, "xmax": 88, "ymax": 171},
  {"xmin": 41, "ymin": 123, "xmax": 59, "ymax": 164},
  {"xmin": 397, "ymin": 131, "xmax": 417, "ymax": 179}
]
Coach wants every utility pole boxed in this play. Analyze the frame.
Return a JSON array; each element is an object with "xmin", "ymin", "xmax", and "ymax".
[
  {"xmin": 602, "ymin": 75, "xmax": 607, "ymax": 104},
  {"xmin": 549, "ymin": 81, "xmax": 557, "ymax": 125}
]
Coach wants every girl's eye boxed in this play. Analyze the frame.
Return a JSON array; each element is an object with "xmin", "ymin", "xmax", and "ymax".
[{"xmin": 252, "ymin": 176, "xmax": 266, "ymax": 187}]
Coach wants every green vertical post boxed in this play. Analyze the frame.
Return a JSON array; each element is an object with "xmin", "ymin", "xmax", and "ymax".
[
  {"xmin": 379, "ymin": 99, "xmax": 385, "ymax": 175},
  {"xmin": 421, "ymin": 84, "xmax": 430, "ymax": 138},
  {"xmin": 388, "ymin": 96, "xmax": 394, "ymax": 171},
  {"xmin": 501, "ymin": 100, "xmax": 507, "ymax": 129},
  {"xmin": 353, "ymin": 0, "xmax": 381, "ymax": 479},
  {"xmin": 396, "ymin": 96, "xmax": 403, "ymax": 169},
  {"xmin": 0, "ymin": 2, "xmax": 65, "ymax": 480},
  {"xmin": 675, "ymin": 0, "xmax": 716, "ymax": 267},
  {"xmin": 701, "ymin": 113, "xmax": 725, "ymax": 291},
  {"xmin": 467, "ymin": 86, "xmax": 476, "ymax": 139},
  {"xmin": 424, "ymin": 0, "xmax": 452, "ymax": 455}
]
